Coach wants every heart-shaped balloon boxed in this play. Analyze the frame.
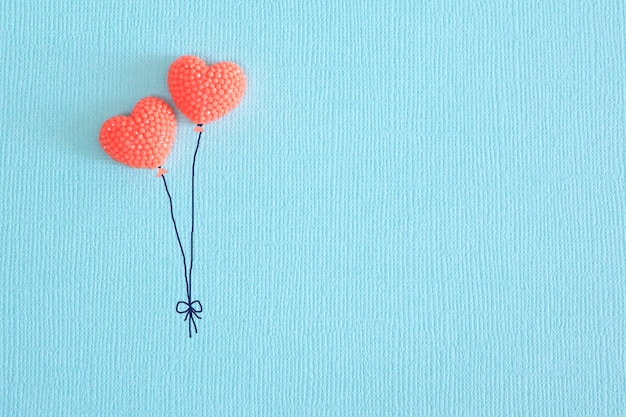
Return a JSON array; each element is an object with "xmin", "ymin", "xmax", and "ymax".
[
  {"xmin": 100, "ymin": 97, "xmax": 177, "ymax": 169},
  {"xmin": 168, "ymin": 56, "xmax": 247, "ymax": 125}
]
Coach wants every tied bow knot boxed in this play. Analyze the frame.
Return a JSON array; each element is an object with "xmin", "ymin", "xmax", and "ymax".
[{"xmin": 176, "ymin": 299, "xmax": 203, "ymax": 337}]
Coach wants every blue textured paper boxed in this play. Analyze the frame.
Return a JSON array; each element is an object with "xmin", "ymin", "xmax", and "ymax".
[{"xmin": 1, "ymin": 1, "xmax": 625, "ymax": 415}]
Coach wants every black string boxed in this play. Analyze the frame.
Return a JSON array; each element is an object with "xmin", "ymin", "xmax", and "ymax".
[
  {"xmin": 189, "ymin": 126, "xmax": 203, "ymax": 298},
  {"xmin": 176, "ymin": 299, "xmax": 202, "ymax": 335},
  {"xmin": 161, "ymin": 125, "xmax": 204, "ymax": 338},
  {"xmin": 160, "ymin": 172, "xmax": 188, "ymax": 289}
]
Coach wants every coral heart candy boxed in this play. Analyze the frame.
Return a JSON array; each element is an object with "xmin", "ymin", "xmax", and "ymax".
[
  {"xmin": 100, "ymin": 97, "xmax": 177, "ymax": 169},
  {"xmin": 168, "ymin": 56, "xmax": 247, "ymax": 125}
]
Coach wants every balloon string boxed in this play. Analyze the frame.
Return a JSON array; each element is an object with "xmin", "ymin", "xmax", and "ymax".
[
  {"xmin": 189, "ymin": 126, "xmax": 203, "ymax": 299},
  {"xmin": 160, "ymin": 173, "xmax": 189, "ymax": 293},
  {"xmin": 160, "ymin": 125, "xmax": 203, "ymax": 338}
]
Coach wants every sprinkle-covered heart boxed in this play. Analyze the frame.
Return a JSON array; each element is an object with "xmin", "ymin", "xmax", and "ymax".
[
  {"xmin": 100, "ymin": 97, "xmax": 177, "ymax": 169},
  {"xmin": 168, "ymin": 56, "xmax": 247, "ymax": 125}
]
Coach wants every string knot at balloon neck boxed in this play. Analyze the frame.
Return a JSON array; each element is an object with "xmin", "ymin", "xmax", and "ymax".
[{"xmin": 157, "ymin": 166, "xmax": 168, "ymax": 177}]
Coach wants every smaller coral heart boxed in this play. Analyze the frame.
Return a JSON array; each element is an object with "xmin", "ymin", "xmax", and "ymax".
[
  {"xmin": 168, "ymin": 56, "xmax": 247, "ymax": 125},
  {"xmin": 100, "ymin": 97, "xmax": 177, "ymax": 169}
]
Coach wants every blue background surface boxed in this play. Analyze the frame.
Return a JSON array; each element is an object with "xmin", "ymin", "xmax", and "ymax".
[{"xmin": 1, "ymin": 1, "xmax": 625, "ymax": 415}]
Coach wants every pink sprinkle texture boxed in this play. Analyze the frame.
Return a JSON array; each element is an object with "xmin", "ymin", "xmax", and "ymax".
[
  {"xmin": 168, "ymin": 56, "xmax": 247, "ymax": 125},
  {"xmin": 100, "ymin": 97, "xmax": 177, "ymax": 169}
]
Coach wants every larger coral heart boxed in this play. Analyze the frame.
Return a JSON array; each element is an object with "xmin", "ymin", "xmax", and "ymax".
[
  {"xmin": 100, "ymin": 97, "xmax": 177, "ymax": 169},
  {"xmin": 168, "ymin": 56, "xmax": 247, "ymax": 125}
]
